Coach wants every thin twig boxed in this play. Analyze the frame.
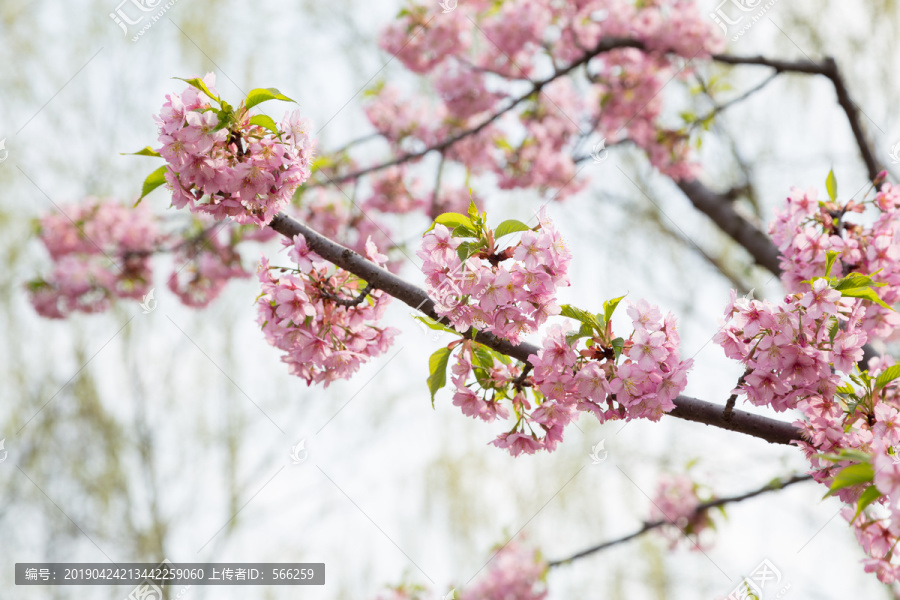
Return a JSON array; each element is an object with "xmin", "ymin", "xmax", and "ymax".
[
  {"xmin": 309, "ymin": 37, "xmax": 645, "ymax": 187},
  {"xmin": 319, "ymin": 283, "xmax": 374, "ymax": 307},
  {"xmin": 547, "ymin": 473, "xmax": 813, "ymax": 567},
  {"xmin": 713, "ymin": 54, "xmax": 883, "ymax": 183}
]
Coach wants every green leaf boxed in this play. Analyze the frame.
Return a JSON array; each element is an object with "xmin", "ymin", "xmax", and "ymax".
[
  {"xmin": 245, "ymin": 87, "xmax": 296, "ymax": 110},
  {"xmin": 824, "ymin": 250, "xmax": 840, "ymax": 277},
  {"xmin": 121, "ymin": 146, "xmax": 161, "ymax": 158},
  {"xmin": 494, "ymin": 219, "xmax": 531, "ymax": 239},
  {"xmin": 249, "ymin": 114, "xmax": 279, "ymax": 135},
  {"xmin": 412, "ymin": 315, "xmax": 457, "ymax": 336},
  {"xmin": 426, "ymin": 213, "xmax": 476, "ymax": 235},
  {"xmin": 452, "ymin": 224, "xmax": 478, "ymax": 238},
  {"xmin": 560, "ymin": 304, "xmax": 601, "ymax": 332},
  {"xmin": 467, "ymin": 197, "xmax": 479, "ymax": 219},
  {"xmin": 834, "ymin": 272, "xmax": 885, "ymax": 291},
  {"xmin": 426, "ymin": 347, "xmax": 453, "ymax": 407},
  {"xmin": 876, "ymin": 364, "xmax": 900, "ymax": 389},
  {"xmin": 817, "ymin": 448, "xmax": 872, "ymax": 463},
  {"xmin": 566, "ymin": 323, "xmax": 595, "ymax": 346},
  {"xmin": 825, "ymin": 462, "xmax": 874, "ymax": 497},
  {"xmin": 363, "ymin": 80, "xmax": 385, "ymax": 98},
  {"xmin": 611, "ymin": 337, "xmax": 625, "ymax": 361},
  {"xmin": 826, "ymin": 169, "xmax": 838, "ymax": 202},
  {"xmin": 835, "ymin": 382, "xmax": 855, "ymax": 395},
  {"xmin": 838, "ymin": 286, "xmax": 894, "ymax": 311},
  {"xmin": 828, "ymin": 316, "xmax": 840, "ymax": 345},
  {"xmin": 310, "ymin": 155, "xmax": 335, "ymax": 173},
  {"xmin": 853, "ymin": 485, "xmax": 882, "ymax": 522},
  {"xmin": 135, "ymin": 166, "xmax": 169, "ymax": 206},
  {"xmin": 472, "ymin": 346, "xmax": 496, "ymax": 370},
  {"xmin": 603, "ymin": 294, "xmax": 627, "ymax": 324},
  {"xmin": 456, "ymin": 240, "xmax": 486, "ymax": 263},
  {"xmin": 174, "ymin": 77, "xmax": 219, "ymax": 102}
]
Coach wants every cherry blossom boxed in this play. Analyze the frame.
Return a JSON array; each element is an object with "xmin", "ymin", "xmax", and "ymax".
[
  {"xmin": 256, "ymin": 236, "xmax": 398, "ymax": 386},
  {"xmin": 28, "ymin": 198, "xmax": 160, "ymax": 317},
  {"xmin": 155, "ymin": 73, "xmax": 316, "ymax": 227}
]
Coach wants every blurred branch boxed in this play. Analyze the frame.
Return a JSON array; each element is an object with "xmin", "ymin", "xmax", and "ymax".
[
  {"xmin": 675, "ymin": 178, "xmax": 782, "ymax": 274},
  {"xmin": 547, "ymin": 473, "xmax": 813, "ymax": 567},
  {"xmin": 692, "ymin": 72, "xmax": 779, "ymax": 130},
  {"xmin": 268, "ymin": 212, "xmax": 804, "ymax": 446},
  {"xmin": 713, "ymin": 53, "xmax": 884, "ymax": 182},
  {"xmin": 309, "ymin": 37, "xmax": 645, "ymax": 187}
]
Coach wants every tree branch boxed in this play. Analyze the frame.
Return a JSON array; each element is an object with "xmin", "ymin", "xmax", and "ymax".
[
  {"xmin": 713, "ymin": 54, "xmax": 883, "ymax": 182},
  {"xmin": 268, "ymin": 212, "xmax": 804, "ymax": 446},
  {"xmin": 547, "ymin": 473, "xmax": 813, "ymax": 567},
  {"xmin": 309, "ymin": 37, "xmax": 645, "ymax": 187},
  {"xmin": 675, "ymin": 178, "xmax": 782, "ymax": 274}
]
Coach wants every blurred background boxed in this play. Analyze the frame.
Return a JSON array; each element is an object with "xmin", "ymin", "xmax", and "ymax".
[{"xmin": 2, "ymin": 0, "xmax": 900, "ymax": 598}]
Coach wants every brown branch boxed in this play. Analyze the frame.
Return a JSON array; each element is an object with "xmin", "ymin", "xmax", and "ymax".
[
  {"xmin": 712, "ymin": 54, "xmax": 883, "ymax": 183},
  {"xmin": 319, "ymin": 283, "xmax": 374, "ymax": 307},
  {"xmin": 723, "ymin": 369, "xmax": 751, "ymax": 422},
  {"xmin": 668, "ymin": 394, "xmax": 800, "ymax": 445},
  {"xmin": 547, "ymin": 473, "xmax": 813, "ymax": 567},
  {"xmin": 675, "ymin": 178, "xmax": 782, "ymax": 274},
  {"xmin": 268, "ymin": 212, "xmax": 804, "ymax": 446},
  {"xmin": 310, "ymin": 37, "xmax": 645, "ymax": 187}
]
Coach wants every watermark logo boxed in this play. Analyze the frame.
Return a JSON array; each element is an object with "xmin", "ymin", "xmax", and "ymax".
[
  {"xmin": 889, "ymin": 141, "xmax": 900, "ymax": 164},
  {"xmin": 0, "ymin": 438, "xmax": 7, "ymax": 463},
  {"xmin": 590, "ymin": 138, "xmax": 609, "ymax": 163},
  {"xmin": 289, "ymin": 440, "xmax": 308, "ymax": 464},
  {"xmin": 0, "ymin": 139, "xmax": 8, "ymax": 163},
  {"xmin": 126, "ymin": 581, "xmax": 163, "ymax": 600},
  {"xmin": 109, "ymin": 0, "xmax": 180, "ymax": 42},
  {"xmin": 710, "ymin": 0, "xmax": 777, "ymax": 41},
  {"xmin": 412, "ymin": 261, "xmax": 481, "ymax": 341},
  {"xmin": 726, "ymin": 559, "xmax": 789, "ymax": 600},
  {"xmin": 140, "ymin": 288, "xmax": 157, "ymax": 314},
  {"xmin": 124, "ymin": 558, "xmax": 172, "ymax": 600},
  {"xmin": 439, "ymin": 0, "xmax": 457, "ymax": 13},
  {"xmin": 588, "ymin": 440, "xmax": 607, "ymax": 464}
]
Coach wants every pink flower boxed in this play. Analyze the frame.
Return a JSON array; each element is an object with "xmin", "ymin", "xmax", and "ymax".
[
  {"xmin": 831, "ymin": 331, "xmax": 865, "ymax": 374},
  {"xmin": 799, "ymin": 278, "xmax": 841, "ymax": 320},
  {"xmin": 154, "ymin": 77, "xmax": 314, "ymax": 226},
  {"xmin": 286, "ymin": 235, "xmax": 317, "ymax": 273},
  {"xmin": 874, "ymin": 451, "xmax": 900, "ymax": 499},
  {"xmin": 575, "ymin": 363, "xmax": 609, "ymax": 403},
  {"xmin": 490, "ymin": 431, "xmax": 541, "ymax": 457},
  {"xmin": 629, "ymin": 329, "xmax": 668, "ymax": 371},
  {"xmin": 627, "ymin": 299, "xmax": 663, "ymax": 331}
]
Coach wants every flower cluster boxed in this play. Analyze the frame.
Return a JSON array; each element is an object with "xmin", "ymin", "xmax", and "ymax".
[
  {"xmin": 769, "ymin": 180, "xmax": 900, "ymax": 342},
  {"xmin": 28, "ymin": 199, "xmax": 160, "ymax": 318},
  {"xmin": 167, "ymin": 219, "xmax": 250, "ymax": 308},
  {"xmin": 367, "ymin": 0, "xmax": 724, "ymax": 196},
  {"xmin": 723, "ymin": 178, "xmax": 900, "ymax": 583},
  {"xmin": 650, "ymin": 473, "xmax": 713, "ymax": 550},
  {"xmin": 419, "ymin": 207, "xmax": 689, "ymax": 457},
  {"xmin": 256, "ymin": 235, "xmax": 398, "ymax": 386},
  {"xmin": 156, "ymin": 73, "xmax": 316, "ymax": 226},
  {"xmin": 435, "ymin": 296, "xmax": 691, "ymax": 457},
  {"xmin": 715, "ymin": 281, "xmax": 867, "ymax": 412},
  {"xmin": 370, "ymin": 541, "xmax": 547, "ymax": 600},
  {"xmin": 523, "ymin": 299, "xmax": 692, "ymax": 436},
  {"xmin": 460, "ymin": 541, "xmax": 547, "ymax": 600},
  {"xmin": 794, "ymin": 356, "xmax": 900, "ymax": 582},
  {"xmin": 363, "ymin": 166, "xmax": 426, "ymax": 214},
  {"xmin": 418, "ymin": 208, "xmax": 570, "ymax": 344}
]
